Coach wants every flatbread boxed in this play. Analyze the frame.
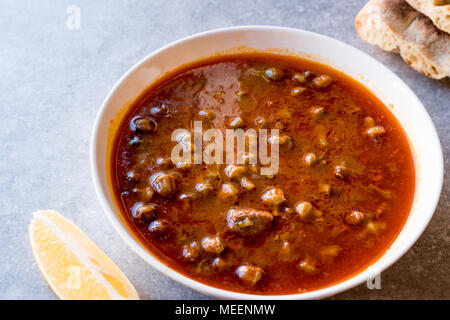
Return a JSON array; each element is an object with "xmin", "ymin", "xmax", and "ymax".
[
  {"xmin": 405, "ymin": 0, "xmax": 450, "ymax": 33},
  {"xmin": 355, "ymin": 0, "xmax": 449, "ymax": 79}
]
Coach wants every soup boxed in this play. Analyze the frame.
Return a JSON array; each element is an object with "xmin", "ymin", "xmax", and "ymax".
[{"xmin": 110, "ymin": 53, "xmax": 415, "ymax": 294}]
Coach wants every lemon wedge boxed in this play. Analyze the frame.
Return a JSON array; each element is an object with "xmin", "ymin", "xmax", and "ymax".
[{"xmin": 29, "ymin": 210, "xmax": 139, "ymax": 300}]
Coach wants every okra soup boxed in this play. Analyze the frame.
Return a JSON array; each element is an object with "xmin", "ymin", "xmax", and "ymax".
[{"xmin": 110, "ymin": 53, "xmax": 415, "ymax": 295}]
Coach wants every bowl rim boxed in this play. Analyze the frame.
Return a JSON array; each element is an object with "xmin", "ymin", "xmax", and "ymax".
[{"xmin": 90, "ymin": 25, "xmax": 444, "ymax": 299}]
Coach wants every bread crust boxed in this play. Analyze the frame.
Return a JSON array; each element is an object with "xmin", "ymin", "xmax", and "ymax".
[
  {"xmin": 405, "ymin": 0, "xmax": 450, "ymax": 33},
  {"xmin": 355, "ymin": 0, "xmax": 449, "ymax": 79}
]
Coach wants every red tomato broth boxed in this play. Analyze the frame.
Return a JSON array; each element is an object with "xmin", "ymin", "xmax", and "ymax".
[{"xmin": 109, "ymin": 53, "xmax": 415, "ymax": 294}]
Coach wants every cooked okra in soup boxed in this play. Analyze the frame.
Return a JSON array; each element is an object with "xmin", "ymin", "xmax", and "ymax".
[{"xmin": 111, "ymin": 54, "xmax": 415, "ymax": 294}]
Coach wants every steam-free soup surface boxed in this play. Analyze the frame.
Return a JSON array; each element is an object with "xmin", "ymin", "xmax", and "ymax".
[{"xmin": 111, "ymin": 54, "xmax": 415, "ymax": 294}]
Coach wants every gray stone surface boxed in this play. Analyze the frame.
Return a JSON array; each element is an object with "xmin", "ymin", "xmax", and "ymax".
[{"xmin": 0, "ymin": 0, "xmax": 448, "ymax": 300}]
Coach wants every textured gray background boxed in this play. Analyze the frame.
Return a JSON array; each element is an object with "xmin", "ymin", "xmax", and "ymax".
[{"xmin": 0, "ymin": 0, "xmax": 448, "ymax": 300}]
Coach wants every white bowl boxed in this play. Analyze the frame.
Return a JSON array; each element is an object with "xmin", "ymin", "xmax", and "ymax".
[{"xmin": 90, "ymin": 26, "xmax": 443, "ymax": 299}]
